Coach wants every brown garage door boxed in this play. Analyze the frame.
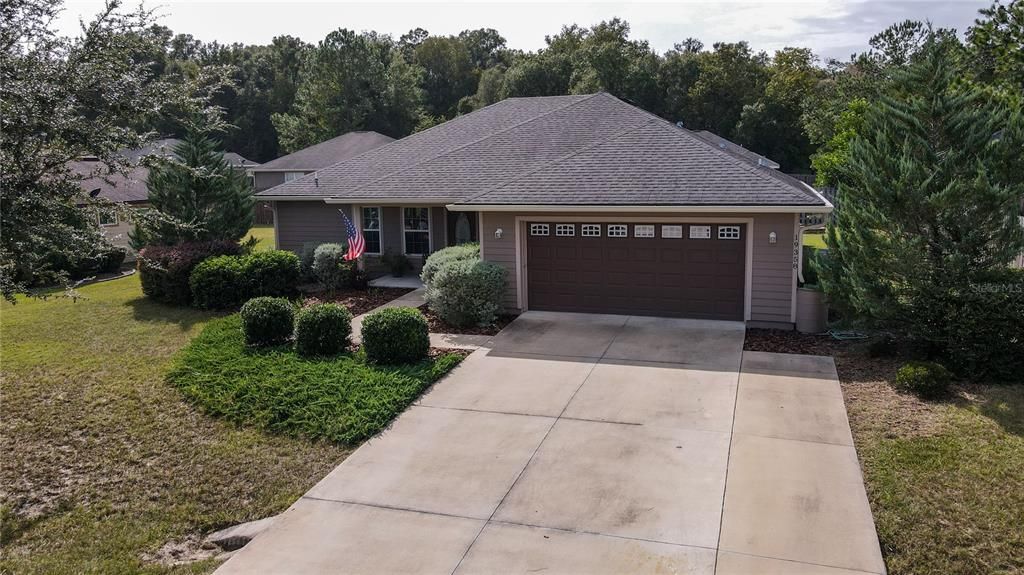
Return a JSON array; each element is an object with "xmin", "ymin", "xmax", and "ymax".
[{"xmin": 526, "ymin": 222, "xmax": 746, "ymax": 320}]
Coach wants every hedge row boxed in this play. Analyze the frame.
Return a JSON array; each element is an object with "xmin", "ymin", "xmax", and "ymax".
[{"xmin": 189, "ymin": 250, "xmax": 300, "ymax": 309}]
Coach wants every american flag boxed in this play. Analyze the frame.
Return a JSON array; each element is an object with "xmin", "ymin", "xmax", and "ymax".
[{"xmin": 339, "ymin": 209, "xmax": 365, "ymax": 261}]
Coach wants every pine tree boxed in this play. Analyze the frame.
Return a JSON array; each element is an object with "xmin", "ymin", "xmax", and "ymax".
[
  {"xmin": 819, "ymin": 36, "xmax": 1024, "ymax": 376},
  {"xmin": 132, "ymin": 125, "xmax": 255, "ymax": 247}
]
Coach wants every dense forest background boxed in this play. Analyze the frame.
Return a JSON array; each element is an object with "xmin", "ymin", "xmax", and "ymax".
[{"xmin": 138, "ymin": 2, "xmax": 1021, "ymax": 176}]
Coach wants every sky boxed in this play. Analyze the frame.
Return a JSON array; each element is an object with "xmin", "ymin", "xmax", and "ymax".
[{"xmin": 55, "ymin": 0, "xmax": 990, "ymax": 61}]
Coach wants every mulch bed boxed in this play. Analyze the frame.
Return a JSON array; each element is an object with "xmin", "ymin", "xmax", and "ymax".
[
  {"xmin": 303, "ymin": 287, "xmax": 415, "ymax": 316},
  {"xmin": 744, "ymin": 328, "xmax": 901, "ymax": 384},
  {"xmin": 429, "ymin": 347, "xmax": 473, "ymax": 360},
  {"xmin": 419, "ymin": 305, "xmax": 516, "ymax": 336}
]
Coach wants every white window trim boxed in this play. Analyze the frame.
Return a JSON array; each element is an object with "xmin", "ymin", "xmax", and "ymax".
[
  {"xmin": 97, "ymin": 211, "xmax": 118, "ymax": 227},
  {"xmin": 718, "ymin": 225, "xmax": 741, "ymax": 240},
  {"xmin": 581, "ymin": 224, "xmax": 601, "ymax": 237},
  {"xmin": 689, "ymin": 225, "xmax": 712, "ymax": 239},
  {"xmin": 401, "ymin": 206, "xmax": 431, "ymax": 257},
  {"xmin": 662, "ymin": 224, "xmax": 683, "ymax": 238},
  {"xmin": 361, "ymin": 206, "xmax": 382, "ymax": 255},
  {"xmin": 555, "ymin": 223, "xmax": 575, "ymax": 236},
  {"xmin": 530, "ymin": 223, "xmax": 550, "ymax": 236},
  {"xmin": 634, "ymin": 224, "xmax": 655, "ymax": 238},
  {"xmin": 284, "ymin": 171, "xmax": 306, "ymax": 182},
  {"xmin": 607, "ymin": 224, "xmax": 628, "ymax": 238}
]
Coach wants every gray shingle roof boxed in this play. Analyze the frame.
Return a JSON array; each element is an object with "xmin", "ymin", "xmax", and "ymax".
[
  {"xmin": 71, "ymin": 160, "xmax": 150, "ymax": 203},
  {"xmin": 255, "ymin": 131, "xmax": 394, "ymax": 171},
  {"xmin": 258, "ymin": 93, "xmax": 826, "ymax": 207}
]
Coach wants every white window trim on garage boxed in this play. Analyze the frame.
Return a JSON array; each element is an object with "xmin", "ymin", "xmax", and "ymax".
[{"xmin": 514, "ymin": 215, "xmax": 755, "ymax": 321}]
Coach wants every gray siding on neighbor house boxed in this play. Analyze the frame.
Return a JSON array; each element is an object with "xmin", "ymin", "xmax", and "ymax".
[
  {"xmin": 480, "ymin": 211, "xmax": 797, "ymax": 324},
  {"xmin": 254, "ymin": 171, "xmax": 290, "ymax": 192}
]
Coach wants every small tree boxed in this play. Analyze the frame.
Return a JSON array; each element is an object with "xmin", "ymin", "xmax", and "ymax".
[
  {"xmin": 819, "ymin": 37, "xmax": 1024, "ymax": 377},
  {"xmin": 131, "ymin": 125, "xmax": 254, "ymax": 247}
]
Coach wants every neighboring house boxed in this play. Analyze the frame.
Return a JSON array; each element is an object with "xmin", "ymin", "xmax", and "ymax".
[
  {"xmin": 250, "ymin": 132, "xmax": 393, "ymax": 225},
  {"xmin": 259, "ymin": 93, "xmax": 832, "ymax": 327},
  {"xmin": 74, "ymin": 142, "xmax": 257, "ymax": 257}
]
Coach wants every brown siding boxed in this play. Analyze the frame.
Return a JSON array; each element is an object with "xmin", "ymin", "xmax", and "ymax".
[
  {"xmin": 480, "ymin": 210, "xmax": 797, "ymax": 324},
  {"xmin": 274, "ymin": 201, "xmax": 351, "ymax": 254}
]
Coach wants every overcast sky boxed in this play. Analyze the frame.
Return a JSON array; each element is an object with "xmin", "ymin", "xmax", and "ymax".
[{"xmin": 56, "ymin": 0, "xmax": 989, "ymax": 61}]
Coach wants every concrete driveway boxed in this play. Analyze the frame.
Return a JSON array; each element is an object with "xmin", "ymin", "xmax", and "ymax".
[{"xmin": 217, "ymin": 312, "xmax": 884, "ymax": 575}]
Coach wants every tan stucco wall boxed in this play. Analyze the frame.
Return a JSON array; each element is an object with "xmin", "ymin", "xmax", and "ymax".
[{"xmin": 479, "ymin": 210, "xmax": 798, "ymax": 324}]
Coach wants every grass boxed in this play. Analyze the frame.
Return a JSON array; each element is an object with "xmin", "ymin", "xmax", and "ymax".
[
  {"xmin": 244, "ymin": 224, "xmax": 275, "ymax": 251},
  {"xmin": 169, "ymin": 315, "xmax": 463, "ymax": 444},
  {"xmin": 0, "ymin": 250, "xmax": 420, "ymax": 574},
  {"xmin": 803, "ymin": 230, "xmax": 828, "ymax": 249},
  {"xmin": 835, "ymin": 352, "xmax": 1024, "ymax": 574}
]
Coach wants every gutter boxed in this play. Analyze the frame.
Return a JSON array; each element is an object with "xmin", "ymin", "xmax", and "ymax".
[{"xmin": 445, "ymin": 204, "xmax": 834, "ymax": 214}]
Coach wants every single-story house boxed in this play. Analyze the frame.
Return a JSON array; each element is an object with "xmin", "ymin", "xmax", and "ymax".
[
  {"xmin": 259, "ymin": 92, "xmax": 832, "ymax": 327},
  {"xmin": 74, "ymin": 142, "xmax": 257, "ymax": 256}
]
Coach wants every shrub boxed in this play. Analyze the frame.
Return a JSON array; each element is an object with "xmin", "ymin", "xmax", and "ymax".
[
  {"xmin": 361, "ymin": 307, "xmax": 429, "ymax": 364},
  {"xmin": 893, "ymin": 361, "xmax": 952, "ymax": 399},
  {"xmin": 139, "ymin": 240, "xmax": 241, "ymax": 305},
  {"xmin": 312, "ymin": 243, "xmax": 348, "ymax": 292},
  {"xmin": 421, "ymin": 243, "xmax": 479, "ymax": 285},
  {"xmin": 294, "ymin": 303, "xmax": 352, "ymax": 356},
  {"xmin": 381, "ymin": 250, "xmax": 412, "ymax": 277},
  {"xmin": 244, "ymin": 250, "xmax": 300, "ymax": 298},
  {"xmin": 189, "ymin": 255, "xmax": 246, "ymax": 309},
  {"xmin": 425, "ymin": 259, "xmax": 507, "ymax": 327},
  {"xmin": 240, "ymin": 297, "xmax": 294, "ymax": 346},
  {"xmin": 299, "ymin": 241, "xmax": 322, "ymax": 282},
  {"xmin": 96, "ymin": 246, "xmax": 127, "ymax": 273}
]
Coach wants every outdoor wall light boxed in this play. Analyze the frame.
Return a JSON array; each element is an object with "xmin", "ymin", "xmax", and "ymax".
[
  {"xmin": 769, "ymin": 231, "xmax": 777, "ymax": 244},
  {"xmin": 494, "ymin": 227, "xmax": 504, "ymax": 239}
]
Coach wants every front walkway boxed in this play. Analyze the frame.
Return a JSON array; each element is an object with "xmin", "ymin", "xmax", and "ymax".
[{"xmin": 217, "ymin": 312, "xmax": 884, "ymax": 575}]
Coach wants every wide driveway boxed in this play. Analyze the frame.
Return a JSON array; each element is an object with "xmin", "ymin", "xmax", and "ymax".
[{"xmin": 217, "ymin": 312, "xmax": 884, "ymax": 575}]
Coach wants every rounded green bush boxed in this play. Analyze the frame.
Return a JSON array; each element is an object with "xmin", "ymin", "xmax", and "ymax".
[
  {"xmin": 190, "ymin": 255, "xmax": 245, "ymax": 309},
  {"xmin": 294, "ymin": 303, "xmax": 352, "ymax": 356},
  {"xmin": 893, "ymin": 360, "xmax": 952, "ymax": 399},
  {"xmin": 244, "ymin": 250, "xmax": 300, "ymax": 297},
  {"xmin": 312, "ymin": 243, "xmax": 351, "ymax": 292},
  {"xmin": 361, "ymin": 307, "xmax": 429, "ymax": 364},
  {"xmin": 421, "ymin": 243, "xmax": 479, "ymax": 285},
  {"xmin": 240, "ymin": 297, "xmax": 294, "ymax": 346},
  {"xmin": 424, "ymin": 259, "xmax": 507, "ymax": 327}
]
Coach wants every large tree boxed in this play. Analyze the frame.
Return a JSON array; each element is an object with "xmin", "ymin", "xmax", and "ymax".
[
  {"xmin": 131, "ymin": 123, "xmax": 254, "ymax": 247},
  {"xmin": 414, "ymin": 35, "xmax": 476, "ymax": 119},
  {"xmin": 0, "ymin": 0, "xmax": 217, "ymax": 300},
  {"xmin": 271, "ymin": 29, "xmax": 422, "ymax": 152},
  {"xmin": 818, "ymin": 38, "xmax": 1024, "ymax": 378}
]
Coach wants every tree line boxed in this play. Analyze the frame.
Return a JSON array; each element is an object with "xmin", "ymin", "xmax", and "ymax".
[{"xmin": 138, "ymin": 3, "xmax": 1021, "ymax": 176}]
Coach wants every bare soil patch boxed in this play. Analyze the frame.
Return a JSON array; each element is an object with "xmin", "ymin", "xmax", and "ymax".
[{"xmin": 419, "ymin": 306, "xmax": 516, "ymax": 336}]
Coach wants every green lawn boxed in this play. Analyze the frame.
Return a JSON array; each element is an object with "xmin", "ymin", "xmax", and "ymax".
[
  {"xmin": 245, "ymin": 224, "xmax": 275, "ymax": 251},
  {"xmin": 840, "ymin": 360, "xmax": 1024, "ymax": 574},
  {"xmin": 170, "ymin": 315, "xmax": 463, "ymax": 444},
  {"xmin": 0, "ymin": 273, "xmax": 343, "ymax": 574},
  {"xmin": 803, "ymin": 230, "xmax": 828, "ymax": 249}
]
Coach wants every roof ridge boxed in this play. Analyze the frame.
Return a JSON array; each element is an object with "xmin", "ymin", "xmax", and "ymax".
[
  {"xmin": 337, "ymin": 93, "xmax": 602, "ymax": 197},
  {"xmin": 258, "ymin": 131, "xmax": 391, "ymax": 170},
  {"xmin": 597, "ymin": 93, "xmax": 821, "ymax": 204},
  {"xmin": 460, "ymin": 116, "xmax": 659, "ymax": 204}
]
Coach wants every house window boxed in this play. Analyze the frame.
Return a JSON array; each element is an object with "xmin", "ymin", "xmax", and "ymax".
[
  {"xmin": 362, "ymin": 207, "xmax": 381, "ymax": 254},
  {"xmin": 284, "ymin": 171, "xmax": 305, "ymax": 182},
  {"xmin": 634, "ymin": 225, "xmax": 655, "ymax": 238},
  {"xmin": 582, "ymin": 224, "xmax": 601, "ymax": 237},
  {"xmin": 403, "ymin": 207, "xmax": 430, "ymax": 255},
  {"xmin": 97, "ymin": 210, "xmax": 118, "ymax": 227},
  {"xmin": 607, "ymin": 224, "xmax": 628, "ymax": 237},
  {"xmin": 718, "ymin": 225, "xmax": 741, "ymax": 240},
  {"xmin": 556, "ymin": 224, "xmax": 575, "ymax": 236},
  {"xmin": 662, "ymin": 225, "xmax": 683, "ymax": 238},
  {"xmin": 530, "ymin": 223, "xmax": 549, "ymax": 236},
  {"xmin": 689, "ymin": 225, "xmax": 711, "ymax": 239}
]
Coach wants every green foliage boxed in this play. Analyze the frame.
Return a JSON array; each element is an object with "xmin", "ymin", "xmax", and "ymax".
[
  {"xmin": 381, "ymin": 250, "xmax": 412, "ymax": 277},
  {"xmin": 245, "ymin": 250, "xmax": 300, "ymax": 298},
  {"xmin": 894, "ymin": 361, "xmax": 953, "ymax": 398},
  {"xmin": 810, "ymin": 99, "xmax": 868, "ymax": 186},
  {"xmin": 414, "ymin": 36, "xmax": 477, "ymax": 119},
  {"xmin": 966, "ymin": 0, "xmax": 1024, "ymax": 92},
  {"xmin": 294, "ymin": 303, "xmax": 352, "ymax": 357},
  {"xmin": 421, "ymin": 243, "xmax": 480, "ymax": 285},
  {"xmin": 131, "ymin": 126, "xmax": 255, "ymax": 247},
  {"xmin": 425, "ymin": 259, "xmax": 507, "ymax": 327},
  {"xmin": 0, "ymin": 0, "xmax": 223, "ymax": 300},
  {"xmin": 361, "ymin": 307, "xmax": 430, "ymax": 364},
  {"xmin": 271, "ymin": 29, "xmax": 422, "ymax": 151},
  {"xmin": 240, "ymin": 297, "xmax": 294, "ymax": 346},
  {"xmin": 818, "ymin": 38, "xmax": 1024, "ymax": 381},
  {"xmin": 138, "ymin": 240, "xmax": 241, "ymax": 305},
  {"xmin": 311, "ymin": 243, "xmax": 349, "ymax": 292},
  {"xmin": 299, "ymin": 242, "xmax": 323, "ymax": 282},
  {"xmin": 189, "ymin": 255, "xmax": 245, "ymax": 309},
  {"xmin": 168, "ymin": 314, "xmax": 462, "ymax": 443}
]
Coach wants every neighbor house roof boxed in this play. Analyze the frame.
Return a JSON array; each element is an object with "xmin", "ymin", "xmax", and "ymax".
[
  {"xmin": 121, "ymin": 138, "xmax": 259, "ymax": 168},
  {"xmin": 255, "ymin": 131, "xmax": 394, "ymax": 172},
  {"xmin": 71, "ymin": 160, "xmax": 150, "ymax": 203},
  {"xmin": 258, "ymin": 93, "xmax": 827, "ymax": 209}
]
